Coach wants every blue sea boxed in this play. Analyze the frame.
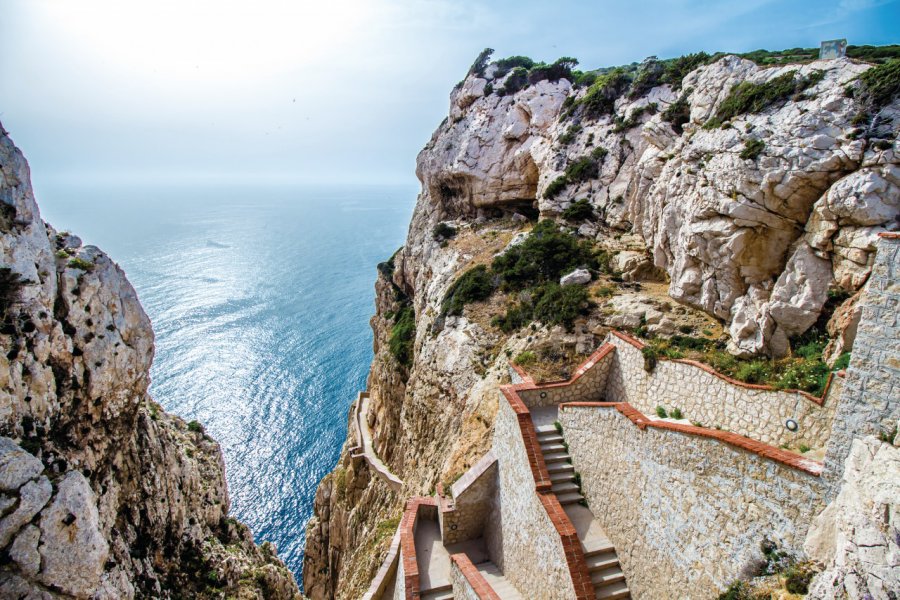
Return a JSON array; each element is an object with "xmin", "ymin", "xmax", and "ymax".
[{"xmin": 34, "ymin": 181, "xmax": 415, "ymax": 584}]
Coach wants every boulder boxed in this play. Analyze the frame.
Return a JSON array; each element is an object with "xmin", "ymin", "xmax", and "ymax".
[{"xmin": 560, "ymin": 268, "xmax": 591, "ymax": 286}]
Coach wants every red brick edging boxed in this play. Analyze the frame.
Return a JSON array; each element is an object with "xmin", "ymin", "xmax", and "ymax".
[
  {"xmin": 610, "ymin": 330, "xmax": 836, "ymax": 406},
  {"xmin": 560, "ymin": 402, "xmax": 824, "ymax": 476},
  {"xmin": 878, "ymin": 231, "xmax": 900, "ymax": 239},
  {"xmin": 450, "ymin": 553, "xmax": 503, "ymax": 600},
  {"xmin": 400, "ymin": 496, "xmax": 438, "ymax": 599}
]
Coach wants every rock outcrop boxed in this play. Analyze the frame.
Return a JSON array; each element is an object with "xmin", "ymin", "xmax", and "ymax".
[
  {"xmin": 0, "ymin": 124, "xmax": 300, "ymax": 599},
  {"xmin": 805, "ymin": 436, "xmax": 900, "ymax": 599},
  {"xmin": 304, "ymin": 49, "xmax": 898, "ymax": 599}
]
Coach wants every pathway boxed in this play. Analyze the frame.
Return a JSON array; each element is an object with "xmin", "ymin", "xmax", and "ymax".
[{"xmin": 351, "ymin": 392, "xmax": 403, "ymax": 490}]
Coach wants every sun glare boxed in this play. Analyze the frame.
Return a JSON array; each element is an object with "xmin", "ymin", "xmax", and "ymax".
[{"xmin": 35, "ymin": 0, "xmax": 373, "ymax": 83}]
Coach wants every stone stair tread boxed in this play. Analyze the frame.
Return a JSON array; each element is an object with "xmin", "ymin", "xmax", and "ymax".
[
  {"xmin": 595, "ymin": 581, "xmax": 630, "ymax": 599},
  {"xmin": 536, "ymin": 433, "xmax": 564, "ymax": 444},
  {"xmin": 583, "ymin": 542, "xmax": 616, "ymax": 557},
  {"xmin": 542, "ymin": 451, "xmax": 571, "ymax": 463},
  {"xmin": 546, "ymin": 462, "xmax": 575, "ymax": 474},
  {"xmin": 556, "ymin": 491, "xmax": 584, "ymax": 505},
  {"xmin": 534, "ymin": 424, "xmax": 559, "ymax": 435},
  {"xmin": 476, "ymin": 561, "xmax": 525, "ymax": 599},
  {"xmin": 549, "ymin": 470, "xmax": 575, "ymax": 482},
  {"xmin": 591, "ymin": 567, "xmax": 626, "ymax": 586},
  {"xmin": 585, "ymin": 553, "xmax": 619, "ymax": 571},
  {"xmin": 421, "ymin": 592, "xmax": 453, "ymax": 600},
  {"xmin": 551, "ymin": 481, "xmax": 580, "ymax": 494},
  {"xmin": 540, "ymin": 442, "xmax": 567, "ymax": 453}
]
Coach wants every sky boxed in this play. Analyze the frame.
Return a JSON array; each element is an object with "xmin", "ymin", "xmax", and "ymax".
[{"xmin": 0, "ymin": 0, "xmax": 898, "ymax": 187}]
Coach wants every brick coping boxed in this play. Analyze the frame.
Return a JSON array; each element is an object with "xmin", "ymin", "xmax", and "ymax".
[
  {"xmin": 609, "ymin": 330, "xmax": 839, "ymax": 406},
  {"xmin": 508, "ymin": 342, "xmax": 616, "ymax": 393},
  {"xmin": 499, "ymin": 385, "xmax": 599, "ymax": 600},
  {"xmin": 450, "ymin": 554, "xmax": 503, "ymax": 600},
  {"xmin": 878, "ymin": 231, "xmax": 900, "ymax": 239},
  {"xmin": 560, "ymin": 402, "xmax": 824, "ymax": 476},
  {"xmin": 399, "ymin": 496, "xmax": 438, "ymax": 599}
]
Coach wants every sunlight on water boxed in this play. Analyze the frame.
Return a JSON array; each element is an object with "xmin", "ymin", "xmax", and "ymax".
[{"xmin": 35, "ymin": 182, "xmax": 415, "ymax": 582}]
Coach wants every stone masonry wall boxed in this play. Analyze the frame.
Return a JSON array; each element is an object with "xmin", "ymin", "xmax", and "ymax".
[
  {"xmin": 560, "ymin": 404, "xmax": 825, "ymax": 599},
  {"xmin": 439, "ymin": 452, "xmax": 497, "ymax": 545},
  {"xmin": 822, "ymin": 235, "xmax": 900, "ymax": 495},
  {"xmin": 605, "ymin": 333, "xmax": 839, "ymax": 450},
  {"xmin": 484, "ymin": 394, "xmax": 575, "ymax": 599},
  {"xmin": 516, "ymin": 344, "xmax": 614, "ymax": 408}
]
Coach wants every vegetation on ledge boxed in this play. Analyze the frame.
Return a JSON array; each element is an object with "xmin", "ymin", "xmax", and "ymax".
[{"xmin": 704, "ymin": 70, "xmax": 824, "ymax": 129}]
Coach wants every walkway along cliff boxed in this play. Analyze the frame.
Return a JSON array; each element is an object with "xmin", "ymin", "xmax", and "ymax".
[{"xmin": 304, "ymin": 47, "xmax": 899, "ymax": 599}]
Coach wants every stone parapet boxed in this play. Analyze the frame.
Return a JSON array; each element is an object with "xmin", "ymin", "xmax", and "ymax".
[
  {"xmin": 438, "ymin": 451, "xmax": 498, "ymax": 545},
  {"xmin": 397, "ymin": 496, "xmax": 438, "ymax": 600},
  {"xmin": 449, "ymin": 554, "xmax": 502, "ymax": 600},
  {"xmin": 560, "ymin": 403, "xmax": 826, "ymax": 599}
]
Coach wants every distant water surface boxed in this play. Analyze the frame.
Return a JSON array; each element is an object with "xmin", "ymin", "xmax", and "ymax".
[{"xmin": 34, "ymin": 181, "xmax": 415, "ymax": 583}]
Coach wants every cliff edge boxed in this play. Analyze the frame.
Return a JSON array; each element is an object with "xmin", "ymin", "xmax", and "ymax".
[{"xmin": 0, "ymin": 125, "xmax": 301, "ymax": 599}]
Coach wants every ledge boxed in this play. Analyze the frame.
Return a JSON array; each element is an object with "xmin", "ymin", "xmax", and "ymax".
[
  {"xmin": 560, "ymin": 402, "xmax": 824, "ymax": 476},
  {"xmin": 609, "ymin": 330, "xmax": 836, "ymax": 406},
  {"xmin": 362, "ymin": 523, "xmax": 403, "ymax": 600},
  {"xmin": 510, "ymin": 343, "xmax": 616, "ymax": 392}
]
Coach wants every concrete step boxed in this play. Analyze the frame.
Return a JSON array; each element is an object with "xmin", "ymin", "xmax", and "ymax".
[
  {"xmin": 591, "ymin": 567, "xmax": 626, "ymax": 587},
  {"xmin": 477, "ymin": 561, "xmax": 525, "ymax": 599},
  {"xmin": 540, "ymin": 442, "xmax": 567, "ymax": 453},
  {"xmin": 584, "ymin": 552, "xmax": 619, "ymax": 572},
  {"xmin": 549, "ymin": 469, "xmax": 575, "ymax": 483},
  {"xmin": 584, "ymin": 543, "xmax": 616, "ymax": 558},
  {"xmin": 536, "ymin": 432, "xmax": 564, "ymax": 443},
  {"xmin": 534, "ymin": 424, "xmax": 559, "ymax": 436},
  {"xmin": 546, "ymin": 462, "xmax": 574, "ymax": 475},
  {"xmin": 551, "ymin": 481, "xmax": 580, "ymax": 494},
  {"xmin": 421, "ymin": 583, "xmax": 453, "ymax": 600},
  {"xmin": 595, "ymin": 581, "xmax": 630, "ymax": 600},
  {"xmin": 542, "ymin": 451, "xmax": 571, "ymax": 463},
  {"xmin": 556, "ymin": 491, "xmax": 584, "ymax": 506}
]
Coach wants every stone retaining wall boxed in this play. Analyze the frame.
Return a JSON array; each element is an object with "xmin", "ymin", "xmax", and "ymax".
[
  {"xmin": 449, "ymin": 554, "xmax": 501, "ymax": 600},
  {"xmin": 560, "ymin": 403, "xmax": 826, "ymax": 599},
  {"xmin": 822, "ymin": 234, "xmax": 900, "ymax": 494},
  {"xmin": 605, "ymin": 332, "xmax": 840, "ymax": 449},
  {"xmin": 395, "ymin": 497, "xmax": 437, "ymax": 600},
  {"xmin": 515, "ymin": 344, "xmax": 615, "ymax": 408},
  {"xmin": 439, "ymin": 452, "xmax": 497, "ymax": 545},
  {"xmin": 484, "ymin": 393, "xmax": 576, "ymax": 600}
]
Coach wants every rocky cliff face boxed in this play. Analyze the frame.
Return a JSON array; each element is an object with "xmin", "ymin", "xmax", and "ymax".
[
  {"xmin": 0, "ymin": 125, "xmax": 300, "ymax": 599},
  {"xmin": 304, "ymin": 50, "xmax": 898, "ymax": 599}
]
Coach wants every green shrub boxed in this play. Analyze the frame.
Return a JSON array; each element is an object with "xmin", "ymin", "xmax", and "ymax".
[
  {"xmin": 663, "ymin": 52, "xmax": 711, "ymax": 89},
  {"xmin": 433, "ymin": 222, "xmax": 457, "ymax": 240},
  {"xmin": 543, "ymin": 175, "xmax": 569, "ymax": 199},
  {"xmin": 662, "ymin": 90, "xmax": 692, "ymax": 134},
  {"xmin": 554, "ymin": 420, "xmax": 563, "ymax": 434},
  {"xmin": 389, "ymin": 304, "xmax": 416, "ymax": 367},
  {"xmin": 734, "ymin": 360, "xmax": 774, "ymax": 384},
  {"xmin": 558, "ymin": 124, "xmax": 582, "ymax": 145},
  {"xmin": 798, "ymin": 444, "xmax": 811, "ymax": 454},
  {"xmin": 591, "ymin": 146, "xmax": 608, "ymax": 160},
  {"xmin": 483, "ymin": 83, "xmax": 493, "ymax": 95},
  {"xmin": 847, "ymin": 44, "xmax": 900, "ymax": 63},
  {"xmin": 705, "ymin": 70, "xmax": 823, "ymax": 128},
  {"xmin": 612, "ymin": 103, "xmax": 657, "ymax": 132},
  {"xmin": 655, "ymin": 405, "xmax": 668, "ymax": 418},
  {"xmin": 68, "ymin": 257, "xmax": 95, "ymax": 271},
  {"xmin": 577, "ymin": 68, "xmax": 632, "ymax": 118},
  {"xmin": 562, "ymin": 199, "xmax": 594, "ymax": 222},
  {"xmin": 671, "ymin": 407, "xmax": 683, "ymax": 420},
  {"xmin": 595, "ymin": 285, "xmax": 615, "ymax": 298},
  {"xmin": 514, "ymin": 351, "xmax": 536, "ymax": 366},
  {"xmin": 377, "ymin": 247, "xmax": 401, "ymax": 277},
  {"xmin": 492, "ymin": 220, "xmax": 596, "ymax": 290},
  {"xmin": 776, "ymin": 359, "xmax": 829, "ymax": 393},
  {"xmin": 739, "ymin": 138, "xmax": 765, "ymax": 160},
  {"xmin": 493, "ymin": 55, "xmax": 536, "ymax": 77},
  {"xmin": 187, "ymin": 420, "xmax": 204, "ymax": 433},
  {"xmin": 497, "ymin": 66, "xmax": 530, "ymax": 96},
  {"xmin": 527, "ymin": 57, "xmax": 578, "ymax": 84},
  {"xmin": 784, "ymin": 563, "xmax": 816, "ymax": 594},
  {"xmin": 629, "ymin": 58, "xmax": 664, "ymax": 98},
  {"xmin": 642, "ymin": 346, "xmax": 659, "ymax": 372},
  {"xmin": 492, "ymin": 302, "xmax": 532, "ymax": 333},
  {"xmin": 718, "ymin": 581, "xmax": 752, "ymax": 600},
  {"xmin": 441, "ymin": 265, "xmax": 495, "ymax": 316},
  {"xmin": 468, "ymin": 48, "xmax": 494, "ymax": 77},
  {"xmin": 531, "ymin": 283, "xmax": 590, "ymax": 330},
  {"xmin": 565, "ymin": 156, "xmax": 600, "ymax": 182},
  {"xmin": 833, "ymin": 352, "xmax": 851, "ymax": 370},
  {"xmin": 850, "ymin": 59, "xmax": 900, "ymax": 121}
]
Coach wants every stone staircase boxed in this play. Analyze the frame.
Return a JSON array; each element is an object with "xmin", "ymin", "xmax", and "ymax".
[
  {"xmin": 420, "ymin": 584, "xmax": 453, "ymax": 600},
  {"xmin": 536, "ymin": 424, "xmax": 631, "ymax": 600},
  {"xmin": 477, "ymin": 561, "xmax": 525, "ymax": 599}
]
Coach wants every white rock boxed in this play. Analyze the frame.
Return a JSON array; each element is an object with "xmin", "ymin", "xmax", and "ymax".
[
  {"xmin": 0, "ymin": 437, "xmax": 43, "ymax": 491},
  {"xmin": 560, "ymin": 268, "xmax": 591, "ymax": 286}
]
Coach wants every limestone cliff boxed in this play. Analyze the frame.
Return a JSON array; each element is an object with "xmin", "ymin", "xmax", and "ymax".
[
  {"xmin": 304, "ymin": 48, "xmax": 898, "ymax": 599},
  {"xmin": 0, "ymin": 124, "xmax": 301, "ymax": 599}
]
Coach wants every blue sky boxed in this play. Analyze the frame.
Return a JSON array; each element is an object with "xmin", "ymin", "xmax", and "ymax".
[{"xmin": 0, "ymin": 0, "xmax": 897, "ymax": 187}]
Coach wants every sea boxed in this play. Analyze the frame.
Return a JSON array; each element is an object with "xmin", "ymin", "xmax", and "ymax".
[{"xmin": 34, "ymin": 181, "xmax": 416, "ymax": 585}]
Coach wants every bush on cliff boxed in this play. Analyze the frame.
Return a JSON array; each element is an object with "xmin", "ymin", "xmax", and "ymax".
[
  {"xmin": 492, "ymin": 220, "xmax": 596, "ymax": 290},
  {"xmin": 389, "ymin": 303, "xmax": 415, "ymax": 367},
  {"xmin": 562, "ymin": 199, "xmax": 595, "ymax": 222},
  {"xmin": 576, "ymin": 68, "xmax": 632, "ymax": 118},
  {"xmin": 441, "ymin": 265, "xmax": 495, "ymax": 316},
  {"xmin": 705, "ymin": 70, "xmax": 824, "ymax": 128}
]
